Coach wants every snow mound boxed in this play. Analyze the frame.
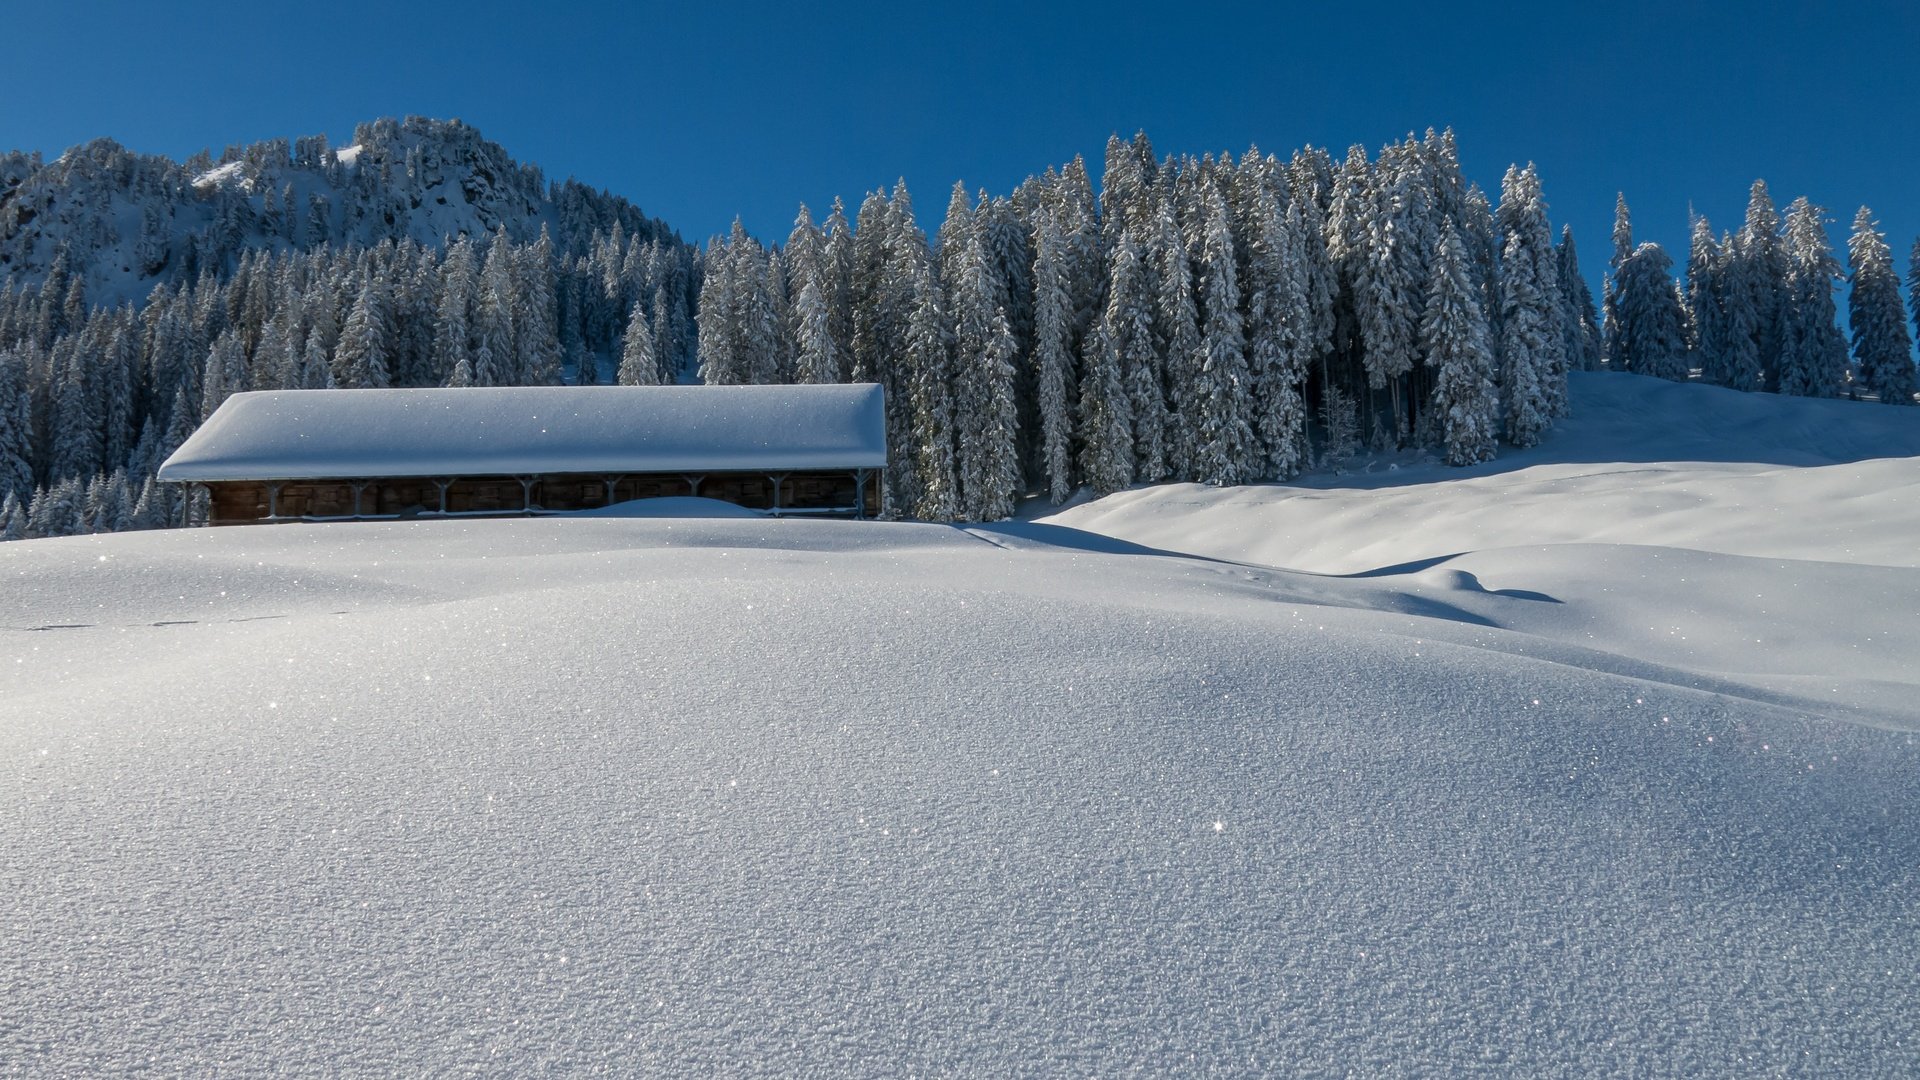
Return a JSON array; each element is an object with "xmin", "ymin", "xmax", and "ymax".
[
  {"xmin": 2, "ymin": 513, "xmax": 1917, "ymax": 1075},
  {"xmin": 575, "ymin": 496, "xmax": 763, "ymax": 519}
]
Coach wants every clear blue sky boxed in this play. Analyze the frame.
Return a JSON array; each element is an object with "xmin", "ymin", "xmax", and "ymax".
[{"xmin": 8, "ymin": 0, "xmax": 1918, "ymax": 291}]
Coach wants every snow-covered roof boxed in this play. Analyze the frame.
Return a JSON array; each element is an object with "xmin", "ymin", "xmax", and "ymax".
[{"xmin": 158, "ymin": 384, "xmax": 887, "ymax": 482}]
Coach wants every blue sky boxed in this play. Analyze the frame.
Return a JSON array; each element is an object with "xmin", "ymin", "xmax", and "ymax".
[{"xmin": 8, "ymin": 0, "xmax": 1919, "ymax": 291}]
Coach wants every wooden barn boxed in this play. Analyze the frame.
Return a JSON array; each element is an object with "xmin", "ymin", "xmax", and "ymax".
[{"xmin": 157, "ymin": 383, "xmax": 887, "ymax": 525}]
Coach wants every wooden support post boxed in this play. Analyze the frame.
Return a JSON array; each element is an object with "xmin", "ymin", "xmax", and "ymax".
[
  {"xmin": 769, "ymin": 473, "xmax": 788, "ymax": 517},
  {"xmin": 518, "ymin": 476, "xmax": 536, "ymax": 515},
  {"xmin": 267, "ymin": 482, "xmax": 282, "ymax": 521},
  {"xmin": 603, "ymin": 475, "xmax": 620, "ymax": 506},
  {"xmin": 351, "ymin": 481, "xmax": 367, "ymax": 519},
  {"xmin": 435, "ymin": 479, "xmax": 451, "ymax": 515},
  {"xmin": 684, "ymin": 474, "xmax": 704, "ymax": 498},
  {"xmin": 854, "ymin": 469, "xmax": 868, "ymax": 520}
]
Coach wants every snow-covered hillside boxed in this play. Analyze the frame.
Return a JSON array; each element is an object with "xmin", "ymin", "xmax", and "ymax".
[
  {"xmin": 0, "ymin": 116, "xmax": 678, "ymax": 306},
  {"xmin": 1046, "ymin": 371, "xmax": 1920, "ymax": 572},
  {"xmin": 4, "ymin": 373, "xmax": 1918, "ymax": 1075}
]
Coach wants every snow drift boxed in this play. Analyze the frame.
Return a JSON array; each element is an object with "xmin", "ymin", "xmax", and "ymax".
[{"xmin": 3, "ymin": 372, "xmax": 1918, "ymax": 1075}]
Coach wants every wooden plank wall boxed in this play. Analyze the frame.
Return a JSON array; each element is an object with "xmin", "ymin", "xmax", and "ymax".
[{"xmin": 201, "ymin": 471, "xmax": 879, "ymax": 524}]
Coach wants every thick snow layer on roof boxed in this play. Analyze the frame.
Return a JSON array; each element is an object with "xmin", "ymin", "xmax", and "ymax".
[{"xmin": 157, "ymin": 384, "xmax": 887, "ymax": 481}]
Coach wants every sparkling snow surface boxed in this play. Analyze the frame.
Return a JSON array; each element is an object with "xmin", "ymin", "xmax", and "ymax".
[{"xmin": 6, "ymin": 375, "xmax": 1920, "ymax": 1075}]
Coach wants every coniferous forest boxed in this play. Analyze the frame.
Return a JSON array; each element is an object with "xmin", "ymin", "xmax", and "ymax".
[{"xmin": 1, "ymin": 118, "xmax": 1915, "ymax": 537}]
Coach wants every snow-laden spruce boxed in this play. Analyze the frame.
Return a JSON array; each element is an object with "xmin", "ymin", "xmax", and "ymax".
[
  {"xmin": 1420, "ymin": 222, "xmax": 1498, "ymax": 464},
  {"xmin": 1846, "ymin": 207, "xmax": 1916, "ymax": 404},
  {"xmin": 1494, "ymin": 164, "xmax": 1566, "ymax": 444},
  {"xmin": 1777, "ymin": 198, "xmax": 1850, "ymax": 398}
]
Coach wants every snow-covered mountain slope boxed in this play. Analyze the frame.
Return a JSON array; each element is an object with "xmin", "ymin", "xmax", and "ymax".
[
  {"xmin": 1044, "ymin": 371, "xmax": 1920, "ymax": 572},
  {"xmin": 0, "ymin": 116, "xmax": 678, "ymax": 307},
  {"xmin": 4, "ymin": 372, "xmax": 1919, "ymax": 1075}
]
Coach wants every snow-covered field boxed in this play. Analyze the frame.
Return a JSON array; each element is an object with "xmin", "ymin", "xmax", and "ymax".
[{"xmin": 5, "ymin": 373, "xmax": 1918, "ymax": 1075}]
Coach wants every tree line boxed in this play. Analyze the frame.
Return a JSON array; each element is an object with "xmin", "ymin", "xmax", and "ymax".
[
  {"xmin": 0, "ymin": 224, "xmax": 700, "ymax": 539},
  {"xmin": 691, "ymin": 130, "xmax": 1916, "ymax": 522},
  {"xmin": 3, "ymin": 124, "xmax": 1916, "ymax": 538}
]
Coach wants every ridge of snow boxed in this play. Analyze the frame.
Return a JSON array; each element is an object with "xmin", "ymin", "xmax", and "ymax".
[{"xmin": 190, "ymin": 160, "xmax": 250, "ymax": 190}]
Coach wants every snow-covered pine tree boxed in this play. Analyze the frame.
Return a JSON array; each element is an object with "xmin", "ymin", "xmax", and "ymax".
[
  {"xmin": 1845, "ymin": 207, "xmax": 1916, "ymax": 405},
  {"xmin": 1612, "ymin": 243, "xmax": 1692, "ymax": 381},
  {"xmin": 1777, "ymin": 198, "xmax": 1850, "ymax": 398},
  {"xmin": 1030, "ymin": 207, "xmax": 1078, "ymax": 503},
  {"xmin": 765, "ymin": 250, "xmax": 795, "ymax": 383},
  {"xmin": 821, "ymin": 197, "xmax": 857, "ymax": 372},
  {"xmin": 0, "ymin": 350, "xmax": 32, "ymax": 502},
  {"xmin": 1077, "ymin": 317, "xmax": 1134, "ymax": 498},
  {"xmin": 1686, "ymin": 216, "xmax": 1725, "ymax": 372},
  {"xmin": 981, "ymin": 193, "xmax": 1033, "ymax": 371},
  {"xmin": 968, "ymin": 310, "xmax": 1023, "ymax": 521},
  {"xmin": 1191, "ymin": 183, "xmax": 1255, "ymax": 485},
  {"xmin": 1494, "ymin": 164, "xmax": 1566, "ymax": 442},
  {"xmin": 1357, "ymin": 140, "xmax": 1425, "ymax": 433},
  {"xmin": 790, "ymin": 271, "xmax": 838, "ymax": 387},
  {"xmin": 903, "ymin": 262, "xmax": 958, "ymax": 520},
  {"xmin": 936, "ymin": 183, "xmax": 974, "ymax": 300},
  {"xmin": 299, "ymin": 333, "xmax": 334, "ymax": 389},
  {"xmin": 847, "ymin": 191, "xmax": 891, "ymax": 388},
  {"xmin": 1557, "ymin": 227, "xmax": 1603, "ymax": 372},
  {"xmin": 1103, "ymin": 231, "xmax": 1167, "ymax": 482},
  {"xmin": 574, "ymin": 336, "xmax": 600, "ymax": 385},
  {"xmin": 1604, "ymin": 193, "xmax": 1631, "ymax": 367},
  {"xmin": 79, "ymin": 473, "xmax": 108, "ymax": 534},
  {"xmin": 785, "ymin": 203, "xmax": 831, "ymax": 380},
  {"xmin": 518, "ymin": 228, "xmax": 564, "ymax": 385},
  {"xmin": 1097, "ymin": 135, "xmax": 1140, "ymax": 251},
  {"xmin": 1241, "ymin": 170, "xmax": 1308, "ymax": 479},
  {"xmin": 475, "ymin": 231, "xmax": 520, "ymax": 384},
  {"xmin": 48, "ymin": 340, "xmax": 102, "ymax": 481},
  {"xmin": 1422, "ymin": 221, "xmax": 1499, "ymax": 465},
  {"xmin": 129, "ymin": 474, "xmax": 165, "ymax": 531},
  {"xmin": 27, "ymin": 477, "xmax": 84, "ymax": 538},
  {"xmin": 1055, "ymin": 155, "xmax": 1103, "ymax": 353},
  {"xmin": 876, "ymin": 182, "xmax": 932, "ymax": 512},
  {"xmin": 1460, "ymin": 184, "xmax": 1501, "ymax": 349},
  {"xmin": 105, "ymin": 469, "xmax": 133, "ymax": 532},
  {"xmin": 333, "ymin": 277, "xmax": 393, "ymax": 389},
  {"xmin": 305, "ymin": 194, "xmax": 331, "ymax": 250},
  {"xmin": 696, "ymin": 233, "xmax": 739, "ymax": 384},
  {"xmin": 1710, "ymin": 229, "xmax": 1765, "ymax": 391},
  {"xmin": 1150, "ymin": 171, "xmax": 1201, "ymax": 479},
  {"xmin": 1318, "ymin": 386, "xmax": 1359, "ymax": 472},
  {"xmin": 1912, "ymin": 239, "xmax": 1920, "ymax": 362},
  {"xmin": 0, "ymin": 490, "xmax": 23, "ymax": 541},
  {"xmin": 946, "ymin": 213, "xmax": 1020, "ymax": 521},
  {"xmin": 198, "ymin": 330, "xmax": 247, "ymax": 425},
  {"xmin": 1737, "ymin": 181, "xmax": 1788, "ymax": 391},
  {"xmin": 616, "ymin": 300, "xmax": 660, "ymax": 386},
  {"xmin": 136, "ymin": 198, "xmax": 171, "ymax": 276}
]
